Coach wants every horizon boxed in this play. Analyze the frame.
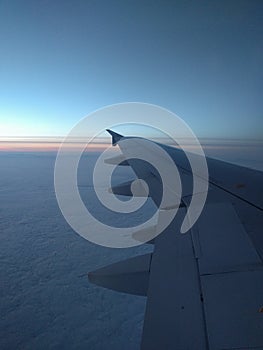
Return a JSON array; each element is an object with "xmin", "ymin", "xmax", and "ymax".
[{"xmin": 1, "ymin": 135, "xmax": 262, "ymax": 172}]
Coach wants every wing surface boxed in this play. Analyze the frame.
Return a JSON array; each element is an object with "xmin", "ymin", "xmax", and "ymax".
[{"xmin": 89, "ymin": 130, "xmax": 263, "ymax": 350}]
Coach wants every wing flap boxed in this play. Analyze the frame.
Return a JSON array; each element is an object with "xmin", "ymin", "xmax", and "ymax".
[{"xmin": 141, "ymin": 208, "xmax": 207, "ymax": 349}]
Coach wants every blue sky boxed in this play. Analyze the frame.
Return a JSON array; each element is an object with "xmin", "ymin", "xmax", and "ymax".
[{"xmin": 0, "ymin": 0, "xmax": 262, "ymax": 139}]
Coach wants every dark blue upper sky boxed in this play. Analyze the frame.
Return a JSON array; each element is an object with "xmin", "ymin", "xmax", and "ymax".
[{"xmin": 0, "ymin": 0, "xmax": 262, "ymax": 139}]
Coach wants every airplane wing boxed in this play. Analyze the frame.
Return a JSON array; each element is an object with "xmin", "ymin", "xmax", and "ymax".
[{"xmin": 88, "ymin": 130, "xmax": 263, "ymax": 350}]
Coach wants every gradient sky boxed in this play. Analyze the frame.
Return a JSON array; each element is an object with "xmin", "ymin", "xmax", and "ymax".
[{"xmin": 0, "ymin": 0, "xmax": 262, "ymax": 139}]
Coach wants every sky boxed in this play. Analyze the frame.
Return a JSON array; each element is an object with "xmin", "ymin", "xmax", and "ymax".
[{"xmin": 0, "ymin": 0, "xmax": 262, "ymax": 140}]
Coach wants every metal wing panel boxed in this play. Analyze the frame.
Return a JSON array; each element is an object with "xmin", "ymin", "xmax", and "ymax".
[
  {"xmin": 196, "ymin": 202, "xmax": 261, "ymax": 275},
  {"xmin": 205, "ymin": 156, "xmax": 263, "ymax": 210},
  {"xmin": 166, "ymin": 144, "xmax": 263, "ymax": 210},
  {"xmin": 196, "ymin": 202, "xmax": 263, "ymax": 349},
  {"xmin": 141, "ymin": 208, "xmax": 208, "ymax": 350},
  {"xmin": 202, "ymin": 270, "xmax": 263, "ymax": 349}
]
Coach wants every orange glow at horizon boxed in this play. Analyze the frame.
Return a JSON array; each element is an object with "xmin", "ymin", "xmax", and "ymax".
[
  {"xmin": 0, "ymin": 138, "xmax": 259, "ymax": 152},
  {"xmin": 0, "ymin": 141, "xmax": 110, "ymax": 152}
]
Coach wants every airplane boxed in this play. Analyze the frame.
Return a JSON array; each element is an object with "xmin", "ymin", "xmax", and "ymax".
[{"xmin": 89, "ymin": 129, "xmax": 263, "ymax": 349}]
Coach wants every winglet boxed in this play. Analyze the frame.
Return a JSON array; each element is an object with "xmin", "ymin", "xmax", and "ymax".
[{"xmin": 106, "ymin": 129, "xmax": 123, "ymax": 146}]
